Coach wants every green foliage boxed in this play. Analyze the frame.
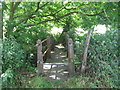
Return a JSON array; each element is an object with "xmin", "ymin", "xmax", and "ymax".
[
  {"xmin": 2, "ymin": 38, "xmax": 26, "ymax": 72},
  {"xmin": 87, "ymin": 29, "xmax": 118, "ymax": 88},
  {"xmin": 2, "ymin": 2, "xmax": 119, "ymax": 88},
  {"xmin": 73, "ymin": 29, "xmax": 118, "ymax": 88},
  {"xmin": 2, "ymin": 38, "xmax": 33, "ymax": 88},
  {"xmin": 21, "ymin": 75, "xmax": 117, "ymax": 88},
  {"xmin": 2, "ymin": 68, "xmax": 14, "ymax": 87},
  {"xmin": 25, "ymin": 75, "xmax": 53, "ymax": 88}
]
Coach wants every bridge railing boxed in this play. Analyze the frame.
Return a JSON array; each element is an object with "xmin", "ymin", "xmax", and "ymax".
[
  {"xmin": 36, "ymin": 34, "xmax": 76, "ymax": 76},
  {"xmin": 66, "ymin": 34, "xmax": 75, "ymax": 76},
  {"xmin": 36, "ymin": 36, "xmax": 51, "ymax": 74}
]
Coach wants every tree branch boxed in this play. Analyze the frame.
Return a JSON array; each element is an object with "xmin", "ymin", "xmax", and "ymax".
[
  {"xmin": 13, "ymin": 2, "xmax": 21, "ymax": 11},
  {"xmin": 9, "ymin": 2, "xmax": 21, "ymax": 21},
  {"xmin": 9, "ymin": 2, "xmax": 14, "ymax": 20},
  {"xmin": 16, "ymin": 2, "xmax": 49, "ymax": 25},
  {"xmin": 26, "ymin": 10, "xmax": 104, "ymax": 27}
]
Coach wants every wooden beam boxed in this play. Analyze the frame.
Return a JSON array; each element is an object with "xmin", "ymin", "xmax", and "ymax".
[{"xmin": 36, "ymin": 39, "xmax": 43, "ymax": 74}]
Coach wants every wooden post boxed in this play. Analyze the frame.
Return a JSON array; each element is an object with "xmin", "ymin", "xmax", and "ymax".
[
  {"xmin": 36, "ymin": 39, "xmax": 43, "ymax": 74},
  {"xmin": 68, "ymin": 38, "xmax": 75, "ymax": 76},
  {"xmin": 47, "ymin": 36, "xmax": 51, "ymax": 58},
  {"xmin": 81, "ymin": 30, "xmax": 92, "ymax": 73}
]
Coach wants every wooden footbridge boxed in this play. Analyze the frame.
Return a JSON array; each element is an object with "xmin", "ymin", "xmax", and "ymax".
[
  {"xmin": 36, "ymin": 34, "xmax": 80, "ymax": 81},
  {"xmin": 36, "ymin": 30, "xmax": 92, "ymax": 81}
]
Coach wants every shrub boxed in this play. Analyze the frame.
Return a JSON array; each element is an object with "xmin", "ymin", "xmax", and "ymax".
[
  {"xmin": 87, "ymin": 29, "xmax": 119, "ymax": 88},
  {"xmin": 2, "ymin": 38, "xmax": 27, "ymax": 87}
]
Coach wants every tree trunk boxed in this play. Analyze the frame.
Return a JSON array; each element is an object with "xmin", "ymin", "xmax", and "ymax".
[
  {"xmin": 6, "ymin": 2, "xmax": 21, "ymax": 38},
  {"xmin": 81, "ymin": 30, "xmax": 92, "ymax": 73}
]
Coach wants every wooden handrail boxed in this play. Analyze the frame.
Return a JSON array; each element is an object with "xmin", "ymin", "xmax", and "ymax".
[
  {"xmin": 43, "ymin": 62, "xmax": 81, "ymax": 65},
  {"xmin": 42, "ymin": 44, "xmax": 52, "ymax": 57},
  {"xmin": 41, "ymin": 38, "xmax": 47, "ymax": 43}
]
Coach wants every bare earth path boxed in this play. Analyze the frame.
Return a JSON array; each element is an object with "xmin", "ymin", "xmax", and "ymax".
[{"xmin": 43, "ymin": 44, "xmax": 70, "ymax": 81}]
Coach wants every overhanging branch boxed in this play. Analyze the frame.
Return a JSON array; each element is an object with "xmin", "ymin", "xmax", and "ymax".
[
  {"xmin": 26, "ymin": 10, "xmax": 104, "ymax": 27},
  {"xmin": 16, "ymin": 2, "xmax": 49, "ymax": 25}
]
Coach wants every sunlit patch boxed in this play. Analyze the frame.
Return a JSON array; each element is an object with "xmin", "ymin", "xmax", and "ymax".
[
  {"xmin": 43, "ymin": 65, "xmax": 51, "ymax": 69},
  {"xmin": 51, "ymin": 51, "xmax": 55, "ymax": 53},
  {"xmin": 75, "ymin": 28, "xmax": 88, "ymax": 36},
  {"xmin": 49, "ymin": 75, "xmax": 56, "ymax": 79},
  {"xmin": 51, "ymin": 65, "xmax": 57, "ymax": 68},
  {"xmin": 55, "ymin": 44, "xmax": 65, "ymax": 49},
  {"xmin": 63, "ymin": 71, "xmax": 69, "ymax": 74},
  {"xmin": 51, "ymin": 27, "xmax": 63, "ymax": 35},
  {"xmin": 60, "ymin": 55, "xmax": 66, "ymax": 58},
  {"xmin": 56, "ymin": 77, "xmax": 61, "ymax": 80},
  {"xmin": 94, "ymin": 24, "xmax": 106, "ymax": 34}
]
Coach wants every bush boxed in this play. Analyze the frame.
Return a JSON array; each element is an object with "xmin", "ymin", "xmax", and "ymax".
[
  {"xmin": 2, "ymin": 38, "xmax": 26, "ymax": 72},
  {"xmin": 74, "ymin": 29, "xmax": 118, "ymax": 88},
  {"xmin": 2, "ymin": 38, "xmax": 27, "ymax": 87},
  {"xmin": 87, "ymin": 29, "xmax": 119, "ymax": 88}
]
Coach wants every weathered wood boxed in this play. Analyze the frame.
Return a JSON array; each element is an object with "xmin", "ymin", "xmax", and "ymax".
[
  {"xmin": 36, "ymin": 39, "xmax": 43, "ymax": 74},
  {"xmin": 47, "ymin": 36, "xmax": 51, "ymax": 58},
  {"xmin": 81, "ymin": 30, "xmax": 92, "ymax": 73},
  {"xmin": 41, "ymin": 38, "xmax": 47, "ymax": 43},
  {"xmin": 49, "ymin": 65, "xmax": 68, "ymax": 71},
  {"xmin": 67, "ymin": 38, "xmax": 75, "ymax": 76}
]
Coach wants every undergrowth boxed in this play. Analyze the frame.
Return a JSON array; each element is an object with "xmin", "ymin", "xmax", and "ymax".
[{"xmin": 21, "ymin": 75, "xmax": 118, "ymax": 88}]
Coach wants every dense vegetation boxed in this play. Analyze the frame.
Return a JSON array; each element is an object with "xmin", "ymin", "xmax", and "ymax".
[{"xmin": 0, "ymin": 2, "xmax": 119, "ymax": 88}]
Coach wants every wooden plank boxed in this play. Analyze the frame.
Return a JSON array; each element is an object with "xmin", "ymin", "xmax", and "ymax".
[
  {"xmin": 43, "ymin": 62, "xmax": 80, "ymax": 65},
  {"xmin": 50, "ymin": 65, "xmax": 68, "ymax": 71}
]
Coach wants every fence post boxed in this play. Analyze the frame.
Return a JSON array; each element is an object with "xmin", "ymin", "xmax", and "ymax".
[
  {"xmin": 81, "ymin": 29, "xmax": 92, "ymax": 73},
  {"xmin": 36, "ymin": 39, "xmax": 43, "ymax": 74},
  {"xmin": 68, "ymin": 38, "xmax": 75, "ymax": 76},
  {"xmin": 47, "ymin": 36, "xmax": 51, "ymax": 58}
]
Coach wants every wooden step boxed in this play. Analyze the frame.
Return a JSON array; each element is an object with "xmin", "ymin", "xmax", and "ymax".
[{"xmin": 50, "ymin": 65, "xmax": 68, "ymax": 71}]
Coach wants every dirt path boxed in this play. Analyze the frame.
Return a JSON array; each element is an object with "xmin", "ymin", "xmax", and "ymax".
[
  {"xmin": 46, "ymin": 44, "xmax": 68, "ymax": 63},
  {"xmin": 43, "ymin": 44, "xmax": 69, "ymax": 81}
]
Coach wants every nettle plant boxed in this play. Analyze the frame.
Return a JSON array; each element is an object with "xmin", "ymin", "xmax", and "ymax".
[{"xmin": 87, "ymin": 29, "xmax": 118, "ymax": 87}]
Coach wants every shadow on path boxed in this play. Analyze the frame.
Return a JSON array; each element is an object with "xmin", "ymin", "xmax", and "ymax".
[{"xmin": 43, "ymin": 44, "xmax": 69, "ymax": 81}]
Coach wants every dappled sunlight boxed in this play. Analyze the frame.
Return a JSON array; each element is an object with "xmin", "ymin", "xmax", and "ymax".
[
  {"xmin": 55, "ymin": 44, "xmax": 65, "ymax": 49},
  {"xmin": 94, "ymin": 24, "xmax": 107, "ymax": 34},
  {"xmin": 51, "ymin": 27, "xmax": 63, "ymax": 35},
  {"xmin": 75, "ymin": 28, "xmax": 88, "ymax": 36},
  {"xmin": 2, "ymin": 1, "xmax": 118, "ymax": 88}
]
